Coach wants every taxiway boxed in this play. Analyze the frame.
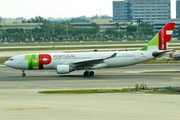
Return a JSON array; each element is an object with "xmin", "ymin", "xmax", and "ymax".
[
  {"xmin": 0, "ymin": 64, "xmax": 180, "ymax": 89},
  {"xmin": 1, "ymin": 64, "xmax": 180, "ymax": 120}
]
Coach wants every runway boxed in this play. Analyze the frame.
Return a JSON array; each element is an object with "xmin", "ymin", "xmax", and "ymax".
[{"xmin": 1, "ymin": 64, "xmax": 180, "ymax": 120}]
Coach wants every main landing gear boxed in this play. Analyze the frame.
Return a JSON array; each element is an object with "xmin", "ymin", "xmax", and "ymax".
[
  {"xmin": 83, "ymin": 71, "xmax": 94, "ymax": 76},
  {"xmin": 22, "ymin": 70, "xmax": 26, "ymax": 77}
]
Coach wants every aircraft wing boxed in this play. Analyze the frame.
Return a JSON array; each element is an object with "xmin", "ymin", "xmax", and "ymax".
[
  {"xmin": 69, "ymin": 53, "xmax": 117, "ymax": 67},
  {"xmin": 152, "ymin": 50, "xmax": 173, "ymax": 58}
]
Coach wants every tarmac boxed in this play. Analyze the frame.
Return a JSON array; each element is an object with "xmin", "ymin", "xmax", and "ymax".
[
  {"xmin": 1, "ymin": 89, "xmax": 180, "ymax": 120},
  {"xmin": 1, "ymin": 64, "xmax": 180, "ymax": 120},
  {"xmin": 0, "ymin": 64, "xmax": 180, "ymax": 89}
]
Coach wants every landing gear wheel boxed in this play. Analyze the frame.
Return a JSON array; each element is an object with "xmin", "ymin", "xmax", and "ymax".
[
  {"xmin": 89, "ymin": 71, "xmax": 94, "ymax": 76},
  {"xmin": 83, "ymin": 71, "xmax": 88, "ymax": 76},
  {"xmin": 22, "ymin": 73, "xmax": 26, "ymax": 77},
  {"xmin": 22, "ymin": 70, "xmax": 26, "ymax": 77}
]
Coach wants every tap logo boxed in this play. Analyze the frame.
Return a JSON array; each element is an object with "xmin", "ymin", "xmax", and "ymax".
[
  {"xmin": 39, "ymin": 54, "xmax": 52, "ymax": 69},
  {"xmin": 159, "ymin": 29, "xmax": 166, "ymax": 50},
  {"xmin": 140, "ymin": 22, "xmax": 175, "ymax": 51},
  {"xmin": 161, "ymin": 29, "xmax": 165, "ymax": 50},
  {"xmin": 25, "ymin": 54, "xmax": 52, "ymax": 69}
]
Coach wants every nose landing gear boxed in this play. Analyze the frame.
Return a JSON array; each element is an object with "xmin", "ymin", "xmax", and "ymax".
[{"xmin": 22, "ymin": 70, "xmax": 26, "ymax": 77}]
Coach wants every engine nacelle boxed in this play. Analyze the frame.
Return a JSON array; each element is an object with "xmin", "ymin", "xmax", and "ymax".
[{"xmin": 57, "ymin": 65, "xmax": 72, "ymax": 74}]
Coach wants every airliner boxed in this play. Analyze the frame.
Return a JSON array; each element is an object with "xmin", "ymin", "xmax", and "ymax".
[{"xmin": 4, "ymin": 23, "xmax": 175, "ymax": 77}]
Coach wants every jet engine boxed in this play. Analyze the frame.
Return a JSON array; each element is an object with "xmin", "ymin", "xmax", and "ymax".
[{"xmin": 57, "ymin": 65, "xmax": 73, "ymax": 74}]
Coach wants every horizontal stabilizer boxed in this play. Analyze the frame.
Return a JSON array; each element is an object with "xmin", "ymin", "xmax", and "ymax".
[{"xmin": 152, "ymin": 50, "xmax": 173, "ymax": 58}]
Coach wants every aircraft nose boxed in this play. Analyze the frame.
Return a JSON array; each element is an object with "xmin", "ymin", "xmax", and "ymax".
[{"xmin": 4, "ymin": 61, "xmax": 8, "ymax": 66}]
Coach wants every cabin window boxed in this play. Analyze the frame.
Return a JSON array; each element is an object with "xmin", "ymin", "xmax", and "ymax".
[{"xmin": 9, "ymin": 58, "xmax": 14, "ymax": 61}]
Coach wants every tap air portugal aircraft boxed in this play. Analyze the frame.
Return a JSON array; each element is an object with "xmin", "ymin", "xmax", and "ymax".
[{"xmin": 4, "ymin": 23, "xmax": 175, "ymax": 77}]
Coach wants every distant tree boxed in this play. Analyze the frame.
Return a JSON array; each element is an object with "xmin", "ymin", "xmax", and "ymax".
[
  {"xmin": 0, "ymin": 16, "xmax": 3, "ymax": 23},
  {"xmin": 115, "ymin": 22, "xmax": 120, "ymax": 30},
  {"xmin": 87, "ymin": 34, "xmax": 92, "ymax": 39},
  {"xmin": 137, "ymin": 18, "xmax": 142, "ymax": 25},
  {"xmin": 105, "ymin": 28, "xmax": 116, "ymax": 34},
  {"xmin": 126, "ymin": 25, "xmax": 137, "ymax": 33},
  {"xmin": 91, "ymin": 23, "xmax": 100, "ymax": 31},
  {"xmin": 0, "ymin": 29, "xmax": 7, "ymax": 40},
  {"xmin": 55, "ymin": 25, "xmax": 66, "ymax": 34},
  {"xmin": 132, "ymin": 32, "xmax": 136, "ymax": 39},
  {"xmin": 92, "ymin": 34, "xmax": 97, "ymax": 39},
  {"xmin": 140, "ymin": 22, "xmax": 152, "ymax": 28},
  {"xmin": 97, "ymin": 34, "xmax": 101, "ymax": 39},
  {"xmin": 84, "ymin": 34, "xmax": 88, "ymax": 39},
  {"xmin": 141, "ymin": 28, "xmax": 154, "ymax": 36},
  {"xmin": 78, "ymin": 34, "xmax": 84, "ymax": 40},
  {"xmin": 114, "ymin": 31, "xmax": 119, "ymax": 38},
  {"xmin": 74, "ymin": 35, "xmax": 78, "ymax": 40},
  {"xmin": 58, "ymin": 35, "xmax": 64, "ymax": 41},
  {"xmin": 119, "ymin": 31, "xmax": 126, "ymax": 39},
  {"xmin": 125, "ymin": 33, "xmax": 129, "ymax": 39}
]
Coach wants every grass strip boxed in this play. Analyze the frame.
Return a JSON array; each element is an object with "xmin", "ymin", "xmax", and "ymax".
[
  {"xmin": 0, "ymin": 41, "xmax": 149, "ymax": 46},
  {"xmin": 0, "ymin": 45, "xmax": 179, "ymax": 52},
  {"xmin": 38, "ymin": 89, "xmax": 177, "ymax": 95},
  {"xmin": 141, "ymin": 60, "xmax": 180, "ymax": 64},
  {"xmin": 0, "ymin": 41, "xmax": 180, "ymax": 46},
  {"xmin": 0, "ymin": 46, "xmax": 141, "ymax": 52},
  {"xmin": 39, "ymin": 89, "xmax": 136, "ymax": 94},
  {"xmin": 141, "ymin": 90, "xmax": 177, "ymax": 95},
  {"xmin": 0, "ymin": 58, "xmax": 8, "ymax": 65},
  {"xmin": 1, "ymin": 41, "xmax": 180, "ymax": 47}
]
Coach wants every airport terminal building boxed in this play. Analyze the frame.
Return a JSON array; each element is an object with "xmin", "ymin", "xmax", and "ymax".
[
  {"xmin": 113, "ymin": 0, "xmax": 171, "ymax": 23},
  {"xmin": 70, "ymin": 19, "xmax": 130, "ymax": 33},
  {"xmin": 153, "ymin": 21, "xmax": 180, "ymax": 33},
  {"xmin": 176, "ymin": 0, "xmax": 180, "ymax": 20},
  {"xmin": 0, "ymin": 20, "xmax": 43, "ymax": 30}
]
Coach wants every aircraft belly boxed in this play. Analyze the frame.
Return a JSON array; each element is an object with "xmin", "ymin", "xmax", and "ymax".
[
  {"xmin": 105, "ymin": 55, "xmax": 153, "ymax": 67},
  {"xmin": 105, "ymin": 57, "xmax": 135, "ymax": 67},
  {"xmin": 43, "ymin": 64, "xmax": 54, "ymax": 69}
]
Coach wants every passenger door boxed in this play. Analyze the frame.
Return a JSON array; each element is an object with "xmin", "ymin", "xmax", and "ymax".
[{"xmin": 18, "ymin": 56, "xmax": 23, "ymax": 64}]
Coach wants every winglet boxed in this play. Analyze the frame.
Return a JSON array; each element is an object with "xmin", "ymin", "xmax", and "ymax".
[{"xmin": 107, "ymin": 53, "xmax": 117, "ymax": 59}]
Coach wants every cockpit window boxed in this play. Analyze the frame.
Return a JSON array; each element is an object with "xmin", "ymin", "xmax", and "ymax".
[{"xmin": 9, "ymin": 58, "xmax": 14, "ymax": 61}]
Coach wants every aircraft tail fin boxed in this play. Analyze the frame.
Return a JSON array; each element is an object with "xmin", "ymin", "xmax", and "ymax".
[{"xmin": 140, "ymin": 22, "xmax": 175, "ymax": 51}]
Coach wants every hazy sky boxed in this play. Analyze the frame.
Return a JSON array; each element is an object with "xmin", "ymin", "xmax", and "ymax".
[{"xmin": 0, "ymin": 0, "xmax": 176, "ymax": 19}]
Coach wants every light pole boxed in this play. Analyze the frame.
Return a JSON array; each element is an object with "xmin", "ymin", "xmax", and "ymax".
[
  {"xmin": 53, "ymin": 21, "xmax": 54, "ymax": 34},
  {"xmin": 31, "ymin": 26, "xmax": 32, "ymax": 42},
  {"xmin": 137, "ymin": 23, "xmax": 139, "ymax": 38},
  {"xmin": 66, "ymin": 22, "xmax": 68, "ymax": 40}
]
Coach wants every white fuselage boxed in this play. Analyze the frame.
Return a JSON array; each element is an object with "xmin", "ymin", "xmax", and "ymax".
[{"xmin": 5, "ymin": 50, "xmax": 154, "ymax": 70}]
